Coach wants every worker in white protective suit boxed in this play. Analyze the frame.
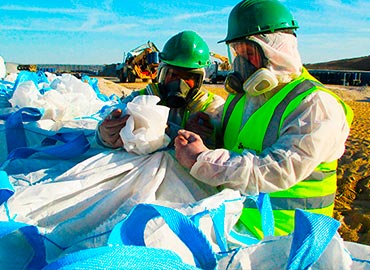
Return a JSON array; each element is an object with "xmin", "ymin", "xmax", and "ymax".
[
  {"xmin": 174, "ymin": 0, "xmax": 353, "ymax": 239},
  {"xmin": 0, "ymin": 56, "xmax": 6, "ymax": 79}
]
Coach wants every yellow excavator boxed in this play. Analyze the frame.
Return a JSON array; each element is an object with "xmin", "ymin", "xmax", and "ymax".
[
  {"xmin": 117, "ymin": 41, "xmax": 160, "ymax": 83},
  {"xmin": 207, "ymin": 52, "xmax": 232, "ymax": 84}
]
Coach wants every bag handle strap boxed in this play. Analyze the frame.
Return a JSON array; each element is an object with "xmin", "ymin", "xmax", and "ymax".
[
  {"xmin": 191, "ymin": 203, "xmax": 228, "ymax": 252},
  {"xmin": 7, "ymin": 131, "xmax": 90, "ymax": 161},
  {"xmin": 287, "ymin": 209, "xmax": 340, "ymax": 270},
  {"xmin": 0, "ymin": 107, "xmax": 43, "ymax": 153},
  {"xmin": 0, "ymin": 171, "xmax": 14, "ymax": 205},
  {"xmin": 0, "ymin": 221, "xmax": 47, "ymax": 270},
  {"xmin": 0, "ymin": 107, "xmax": 90, "ymax": 161},
  {"xmin": 229, "ymin": 192, "xmax": 274, "ymax": 245},
  {"xmin": 108, "ymin": 203, "xmax": 217, "ymax": 270},
  {"xmin": 44, "ymin": 245, "xmax": 202, "ymax": 270},
  {"xmin": 243, "ymin": 192, "xmax": 275, "ymax": 236},
  {"xmin": 256, "ymin": 192, "xmax": 274, "ymax": 237}
]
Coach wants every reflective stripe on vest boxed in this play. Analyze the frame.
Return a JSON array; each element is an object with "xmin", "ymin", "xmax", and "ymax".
[
  {"xmin": 222, "ymin": 93, "xmax": 244, "ymax": 136},
  {"xmin": 263, "ymin": 80, "xmax": 319, "ymax": 148},
  {"xmin": 244, "ymin": 189, "xmax": 336, "ymax": 211}
]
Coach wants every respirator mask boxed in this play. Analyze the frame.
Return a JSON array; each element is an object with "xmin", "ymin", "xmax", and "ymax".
[
  {"xmin": 224, "ymin": 39, "xmax": 278, "ymax": 96},
  {"xmin": 158, "ymin": 65, "xmax": 204, "ymax": 108},
  {"xmin": 164, "ymin": 79, "xmax": 194, "ymax": 108}
]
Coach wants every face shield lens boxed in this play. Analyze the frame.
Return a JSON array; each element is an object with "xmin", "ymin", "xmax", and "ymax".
[
  {"xmin": 164, "ymin": 67, "xmax": 202, "ymax": 89},
  {"xmin": 228, "ymin": 40, "xmax": 264, "ymax": 81},
  {"xmin": 159, "ymin": 66, "xmax": 204, "ymax": 108}
]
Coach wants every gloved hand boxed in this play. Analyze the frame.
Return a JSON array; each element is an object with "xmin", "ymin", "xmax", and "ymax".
[
  {"xmin": 174, "ymin": 129, "xmax": 208, "ymax": 169},
  {"xmin": 185, "ymin": 112, "xmax": 214, "ymax": 143},
  {"xmin": 98, "ymin": 109, "xmax": 130, "ymax": 148}
]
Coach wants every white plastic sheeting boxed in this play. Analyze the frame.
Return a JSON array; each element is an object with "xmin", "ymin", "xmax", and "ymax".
[{"xmin": 1, "ymin": 150, "xmax": 218, "ymax": 262}]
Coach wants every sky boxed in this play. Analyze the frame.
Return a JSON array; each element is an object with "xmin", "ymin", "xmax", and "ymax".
[{"xmin": 0, "ymin": 0, "xmax": 369, "ymax": 65}]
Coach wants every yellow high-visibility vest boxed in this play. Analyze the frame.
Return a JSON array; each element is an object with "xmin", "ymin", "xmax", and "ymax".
[{"xmin": 222, "ymin": 68, "xmax": 353, "ymax": 238}]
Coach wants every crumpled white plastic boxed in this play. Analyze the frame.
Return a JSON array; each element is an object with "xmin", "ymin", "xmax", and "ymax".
[
  {"xmin": 9, "ymin": 73, "xmax": 108, "ymax": 121},
  {"xmin": 120, "ymin": 95, "xmax": 171, "ymax": 155}
]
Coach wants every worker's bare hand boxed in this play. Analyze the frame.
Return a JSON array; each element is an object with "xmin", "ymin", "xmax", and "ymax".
[
  {"xmin": 174, "ymin": 129, "xmax": 208, "ymax": 169},
  {"xmin": 185, "ymin": 112, "xmax": 214, "ymax": 142},
  {"xmin": 99, "ymin": 109, "xmax": 130, "ymax": 148}
]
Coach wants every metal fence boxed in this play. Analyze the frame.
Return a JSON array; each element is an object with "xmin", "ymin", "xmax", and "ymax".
[{"xmin": 309, "ymin": 69, "xmax": 370, "ymax": 86}]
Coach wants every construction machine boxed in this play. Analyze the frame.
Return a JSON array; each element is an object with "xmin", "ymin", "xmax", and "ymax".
[
  {"xmin": 116, "ymin": 41, "xmax": 160, "ymax": 83},
  {"xmin": 17, "ymin": 64, "xmax": 37, "ymax": 72},
  {"xmin": 206, "ymin": 52, "xmax": 232, "ymax": 84}
]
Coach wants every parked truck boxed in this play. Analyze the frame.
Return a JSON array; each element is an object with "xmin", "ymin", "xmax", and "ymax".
[
  {"xmin": 116, "ymin": 41, "xmax": 160, "ymax": 83},
  {"xmin": 205, "ymin": 52, "xmax": 232, "ymax": 84}
]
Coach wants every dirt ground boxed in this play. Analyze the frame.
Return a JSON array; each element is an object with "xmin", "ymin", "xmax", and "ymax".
[
  {"xmin": 98, "ymin": 77, "xmax": 370, "ymax": 246},
  {"xmin": 327, "ymin": 85, "xmax": 370, "ymax": 246}
]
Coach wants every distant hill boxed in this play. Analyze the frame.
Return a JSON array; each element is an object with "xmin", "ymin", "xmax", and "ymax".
[{"xmin": 304, "ymin": 55, "xmax": 370, "ymax": 71}]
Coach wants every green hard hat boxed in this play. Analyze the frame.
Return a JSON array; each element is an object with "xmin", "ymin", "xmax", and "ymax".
[
  {"xmin": 220, "ymin": 0, "xmax": 299, "ymax": 43},
  {"xmin": 159, "ymin": 30, "xmax": 211, "ymax": 69}
]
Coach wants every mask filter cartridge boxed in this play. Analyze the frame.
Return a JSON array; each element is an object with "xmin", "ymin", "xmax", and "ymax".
[{"xmin": 243, "ymin": 68, "xmax": 278, "ymax": 96}]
